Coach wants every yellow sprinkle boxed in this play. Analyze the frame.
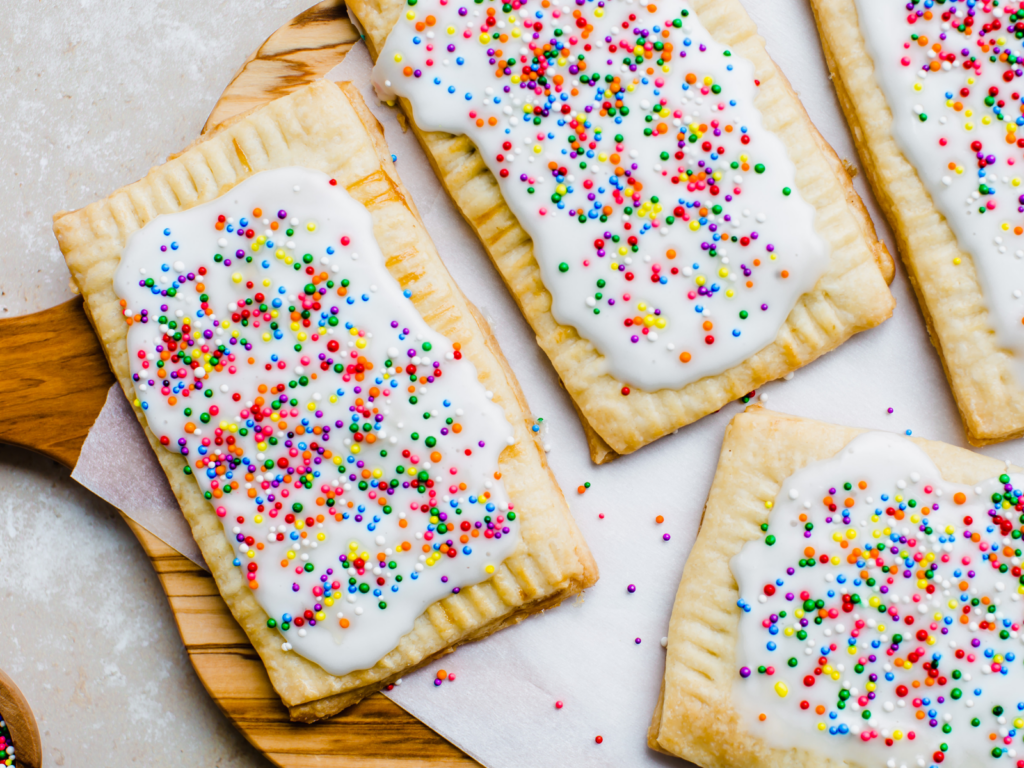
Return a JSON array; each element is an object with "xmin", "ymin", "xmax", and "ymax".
[{"xmin": 774, "ymin": 681, "xmax": 788, "ymax": 697}]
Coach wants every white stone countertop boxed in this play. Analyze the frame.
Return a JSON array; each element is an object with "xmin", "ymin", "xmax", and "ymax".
[{"xmin": 1, "ymin": 1, "xmax": 318, "ymax": 764}]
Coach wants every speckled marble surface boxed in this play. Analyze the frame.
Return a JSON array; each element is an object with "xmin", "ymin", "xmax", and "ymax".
[{"xmin": 1, "ymin": 1, "xmax": 316, "ymax": 764}]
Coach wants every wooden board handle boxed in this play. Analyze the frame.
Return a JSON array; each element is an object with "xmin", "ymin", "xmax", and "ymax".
[{"xmin": 0, "ymin": 296, "xmax": 114, "ymax": 468}]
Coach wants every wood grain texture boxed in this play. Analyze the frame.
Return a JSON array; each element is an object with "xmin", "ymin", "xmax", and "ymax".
[
  {"xmin": 0, "ymin": 296, "xmax": 115, "ymax": 467},
  {"xmin": 0, "ymin": 668, "xmax": 42, "ymax": 768},
  {"xmin": 0, "ymin": 2, "xmax": 476, "ymax": 765},
  {"xmin": 202, "ymin": 0, "xmax": 360, "ymax": 135}
]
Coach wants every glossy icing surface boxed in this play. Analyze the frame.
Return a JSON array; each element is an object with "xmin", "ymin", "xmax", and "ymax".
[
  {"xmin": 733, "ymin": 431, "xmax": 1024, "ymax": 768},
  {"xmin": 113, "ymin": 167, "xmax": 520, "ymax": 677},
  {"xmin": 856, "ymin": 0, "xmax": 1024, "ymax": 383},
  {"xmin": 372, "ymin": 0, "xmax": 829, "ymax": 391}
]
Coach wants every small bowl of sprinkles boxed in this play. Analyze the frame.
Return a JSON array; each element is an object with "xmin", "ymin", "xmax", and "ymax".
[{"xmin": 0, "ymin": 668, "xmax": 41, "ymax": 768}]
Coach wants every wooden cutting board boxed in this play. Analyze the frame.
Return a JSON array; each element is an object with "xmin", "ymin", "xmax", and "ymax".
[{"xmin": 0, "ymin": 2, "xmax": 476, "ymax": 765}]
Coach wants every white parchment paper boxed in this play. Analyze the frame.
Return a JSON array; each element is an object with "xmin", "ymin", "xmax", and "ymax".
[
  {"xmin": 70, "ymin": 1, "xmax": 1024, "ymax": 764},
  {"xmin": 72, "ymin": 384, "xmax": 208, "ymax": 569}
]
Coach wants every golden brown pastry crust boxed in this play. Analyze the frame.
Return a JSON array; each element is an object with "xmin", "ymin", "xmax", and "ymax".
[
  {"xmin": 809, "ymin": 0, "xmax": 1024, "ymax": 446},
  {"xmin": 647, "ymin": 406, "xmax": 1014, "ymax": 765},
  {"xmin": 52, "ymin": 80, "xmax": 598, "ymax": 722},
  {"xmin": 345, "ymin": 0, "xmax": 896, "ymax": 463}
]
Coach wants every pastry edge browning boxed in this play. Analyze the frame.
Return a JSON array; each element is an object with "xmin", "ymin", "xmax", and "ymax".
[
  {"xmin": 809, "ymin": 0, "xmax": 1024, "ymax": 446},
  {"xmin": 52, "ymin": 79, "xmax": 597, "ymax": 722},
  {"xmin": 646, "ymin": 406, "xmax": 1018, "ymax": 766},
  {"xmin": 345, "ymin": 0, "xmax": 895, "ymax": 463}
]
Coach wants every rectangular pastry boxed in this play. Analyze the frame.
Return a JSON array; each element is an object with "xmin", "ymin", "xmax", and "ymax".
[
  {"xmin": 649, "ymin": 405, "xmax": 1024, "ymax": 768},
  {"xmin": 809, "ymin": 0, "xmax": 1024, "ymax": 445},
  {"xmin": 345, "ymin": 0, "xmax": 896, "ymax": 463},
  {"xmin": 52, "ymin": 79, "xmax": 597, "ymax": 722}
]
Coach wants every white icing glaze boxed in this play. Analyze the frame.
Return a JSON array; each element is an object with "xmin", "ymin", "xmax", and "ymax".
[
  {"xmin": 371, "ymin": 0, "xmax": 829, "ymax": 391},
  {"xmin": 855, "ymin": 0, "xmax": 1024, "ymax": 383},
  {"xmin": 112, "ymin": 167, "xmax": 520, "ymax": 677},
  {"xmin": 733, "ymin": 431, "xmax": 1024, "ymax": 768}
]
